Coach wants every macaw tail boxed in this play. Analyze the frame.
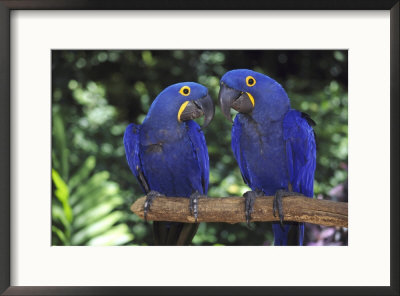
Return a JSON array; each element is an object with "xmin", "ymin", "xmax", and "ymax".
[
  {"xmin": 153, "ymin": 222, "xmax": 199, "ymax": 246},
  {"xmin": 272, "ymin": 222, "xmax": 305, "ymax": 246}
]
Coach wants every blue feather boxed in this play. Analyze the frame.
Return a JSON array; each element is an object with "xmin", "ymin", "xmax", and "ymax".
[
  {"xmin": 186, "ymin": 120, "xmax": 209, "ymax": 194},
  {"xmin": 124, "ymin": 82, "xmax": 211, "ymax": 245},
  {"xmin": 232, "ymin": 117, "xmax": 251, "ymax": 186},
  {"xmin": 221, "ymin": 69, "xmax": 316, "ymax": 246},
  {"xmin": 283, "ymin": 110, "xmax": 317, "ymax": 198},
  {"xmin": 123, "ymin": 123, "xmax": 148, "ymax": 193}
]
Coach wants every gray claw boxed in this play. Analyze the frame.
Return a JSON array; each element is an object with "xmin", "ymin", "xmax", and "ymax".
[
  {"xmin": 189, "ymin": 191, "xmax": 205, "ymax": 222},
  {"xmin": 273, "ymin": 189, "xmax": 304, "ymax": 227},
  {"xmin": 144, "ymin": 190, "xmax": 164, "ymax": 221},
  {"xmin": 243, "ymin": 189, "xmax": 264, "ymax": 226}
]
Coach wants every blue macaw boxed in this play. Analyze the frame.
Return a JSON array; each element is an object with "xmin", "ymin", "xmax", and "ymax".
[
  {"xmin": 219, "ymin": 69, "xmax": 316, "ymax": 246},
  {"xmin": 124, "ymin": 82, "xmax": 214, "ymax": 245}
]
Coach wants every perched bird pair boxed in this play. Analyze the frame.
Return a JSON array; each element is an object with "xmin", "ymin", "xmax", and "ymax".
[{"xmin": 124, "ymin": 69, "xmax": 316, "ymax": 246}]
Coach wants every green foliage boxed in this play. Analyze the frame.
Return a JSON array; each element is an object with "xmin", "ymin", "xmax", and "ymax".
[
  {"xmin": 52, "ymin": 112, "xmax": 134, "ymax": 246},
  {"xmin": 52, "ymin": 50, "xmax": 348, "ymax": 246}
]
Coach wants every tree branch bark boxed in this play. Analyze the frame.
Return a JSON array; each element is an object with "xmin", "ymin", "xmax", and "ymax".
[{"xmin": 130, "ymin": 196, "xmax": 348, "ymax": 228}]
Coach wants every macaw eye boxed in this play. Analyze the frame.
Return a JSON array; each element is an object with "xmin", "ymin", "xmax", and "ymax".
[
  {"xmin": 246, "ymin": 76, "xmax": 256, "ymax": 87},
  {"xmin": 179, "ymin": 86, "xmax": 191, "ymax": 96}
]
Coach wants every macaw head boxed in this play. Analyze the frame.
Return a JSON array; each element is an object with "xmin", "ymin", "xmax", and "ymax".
[
  {"xmin": 145, "ymin": 82, "xmax": 215, "ymax": 128},
  {"xmin": 218, "ymin": 69, "xmax": 290, "ymax": 123}
]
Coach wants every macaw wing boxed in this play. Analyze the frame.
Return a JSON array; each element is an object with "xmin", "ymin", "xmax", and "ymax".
[
  {"xmin": 232, "ymin": 116, "xmax": 251, "ymax": 186},
  {"xmin": 185, "ymin": 120, "xmax": 209, "ymax": 194},
  {"xmin": 283, "ymin": 110, "xmax": 317, "ymax": 197},
  {"xmin": 123, "ymin": 123, "xmax": 149, "ymax": 193}
]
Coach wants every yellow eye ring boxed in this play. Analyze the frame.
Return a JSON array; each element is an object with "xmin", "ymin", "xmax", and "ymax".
[
  {"xmin": 179, "ymin": 86, "xmax": 191, "ymax": 96},
  {"xmin": 246, "ymin": 76, "xmax": 256, "ymax": 87}
]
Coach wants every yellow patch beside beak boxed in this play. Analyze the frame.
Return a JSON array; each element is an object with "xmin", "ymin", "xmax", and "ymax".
[
  {"xmin": 177, "ymin": 100, "xmax": 189, "ymax": 122},
  {"xmin": 246, "ymin": 92, "xmax": 255, "ymax": 107}
]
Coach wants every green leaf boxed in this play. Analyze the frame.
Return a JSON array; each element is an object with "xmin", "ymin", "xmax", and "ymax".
[
  {"xmin": 52, "ymin": 112, "xmax": 69, "ymax": 181},
  {"xmin": 68, "ymin": 156, "xmax": 96, "ymax": 191},
  {"xmin": 71, "ymin": 211, "xmax": 124, "ymax": 245},
  {"xmin": 87, "ymin": 224, "xmax": 134, "ymax": 246},
  {"xmin": 69, "ymin": 171, "xmax": 111, "ymax": 206},
  {"xmin": 71, "ymin": 182, "xmax": 119, "ymax": 216},
  {"xmin": 72, "ymin": 195, "xmax": 124, "ymax": 230},
  {"xmin": 52, "ymin": 204, "xmax": 70, "ymax": 234},
  {"xmin": 52, "ymin": 150, "xmax": 61, "ymax": 174},
  {"xmin": 52, "ymin": 169, "xmax": 73, "ymax": 223},
  {"xmin": 52, "ymin": 225, "xmax": 68, "ymax": 245}
]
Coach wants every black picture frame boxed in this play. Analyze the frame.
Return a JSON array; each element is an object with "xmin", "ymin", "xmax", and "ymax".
[{"xmin": 0, "ymin": 1, "xmax": 398, "ymax": 295}]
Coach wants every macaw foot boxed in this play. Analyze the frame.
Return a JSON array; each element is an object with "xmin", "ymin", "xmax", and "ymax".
[
  {"xmin": 273, "ymin": 190, "xmax": 304, "ymax": 227},
  {"xmin": 144, "ymin": 190, "xmax": 164, "ymax": 221},
  {"xmin": 189, "ymin": 191, "xmax": 206, "ymax": 222},
  {"xmin": 243, "ymin": 189, "xmax": 264, "ymax": 226}
]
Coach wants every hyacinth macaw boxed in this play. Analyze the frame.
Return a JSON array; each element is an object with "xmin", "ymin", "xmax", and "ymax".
[
  {"xmin": 219, "ymin": 69, "xmax": 316, "ymax": 246},
  {"xmin": 124, "ymin": 82, "xmax": 214, "ymax": 245}
]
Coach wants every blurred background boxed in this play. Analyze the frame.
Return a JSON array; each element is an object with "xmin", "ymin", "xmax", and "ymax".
[{"xmin": 52, "ymin": 50, "xmax": 348, "ymax": 246}]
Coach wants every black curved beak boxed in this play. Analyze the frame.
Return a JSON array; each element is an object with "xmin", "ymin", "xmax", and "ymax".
[
  {"xmin": 218, "ymin": 82, "xmax": 254, "ymax": 122},
  {"xmin": 179, "ymin": 93, "xmax": 215, "ymax": 128}
]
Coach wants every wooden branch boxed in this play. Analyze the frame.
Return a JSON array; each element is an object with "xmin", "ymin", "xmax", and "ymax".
[{"xmin": 131, "ymin": 196, "xmax": 348, "ymax": 228}]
